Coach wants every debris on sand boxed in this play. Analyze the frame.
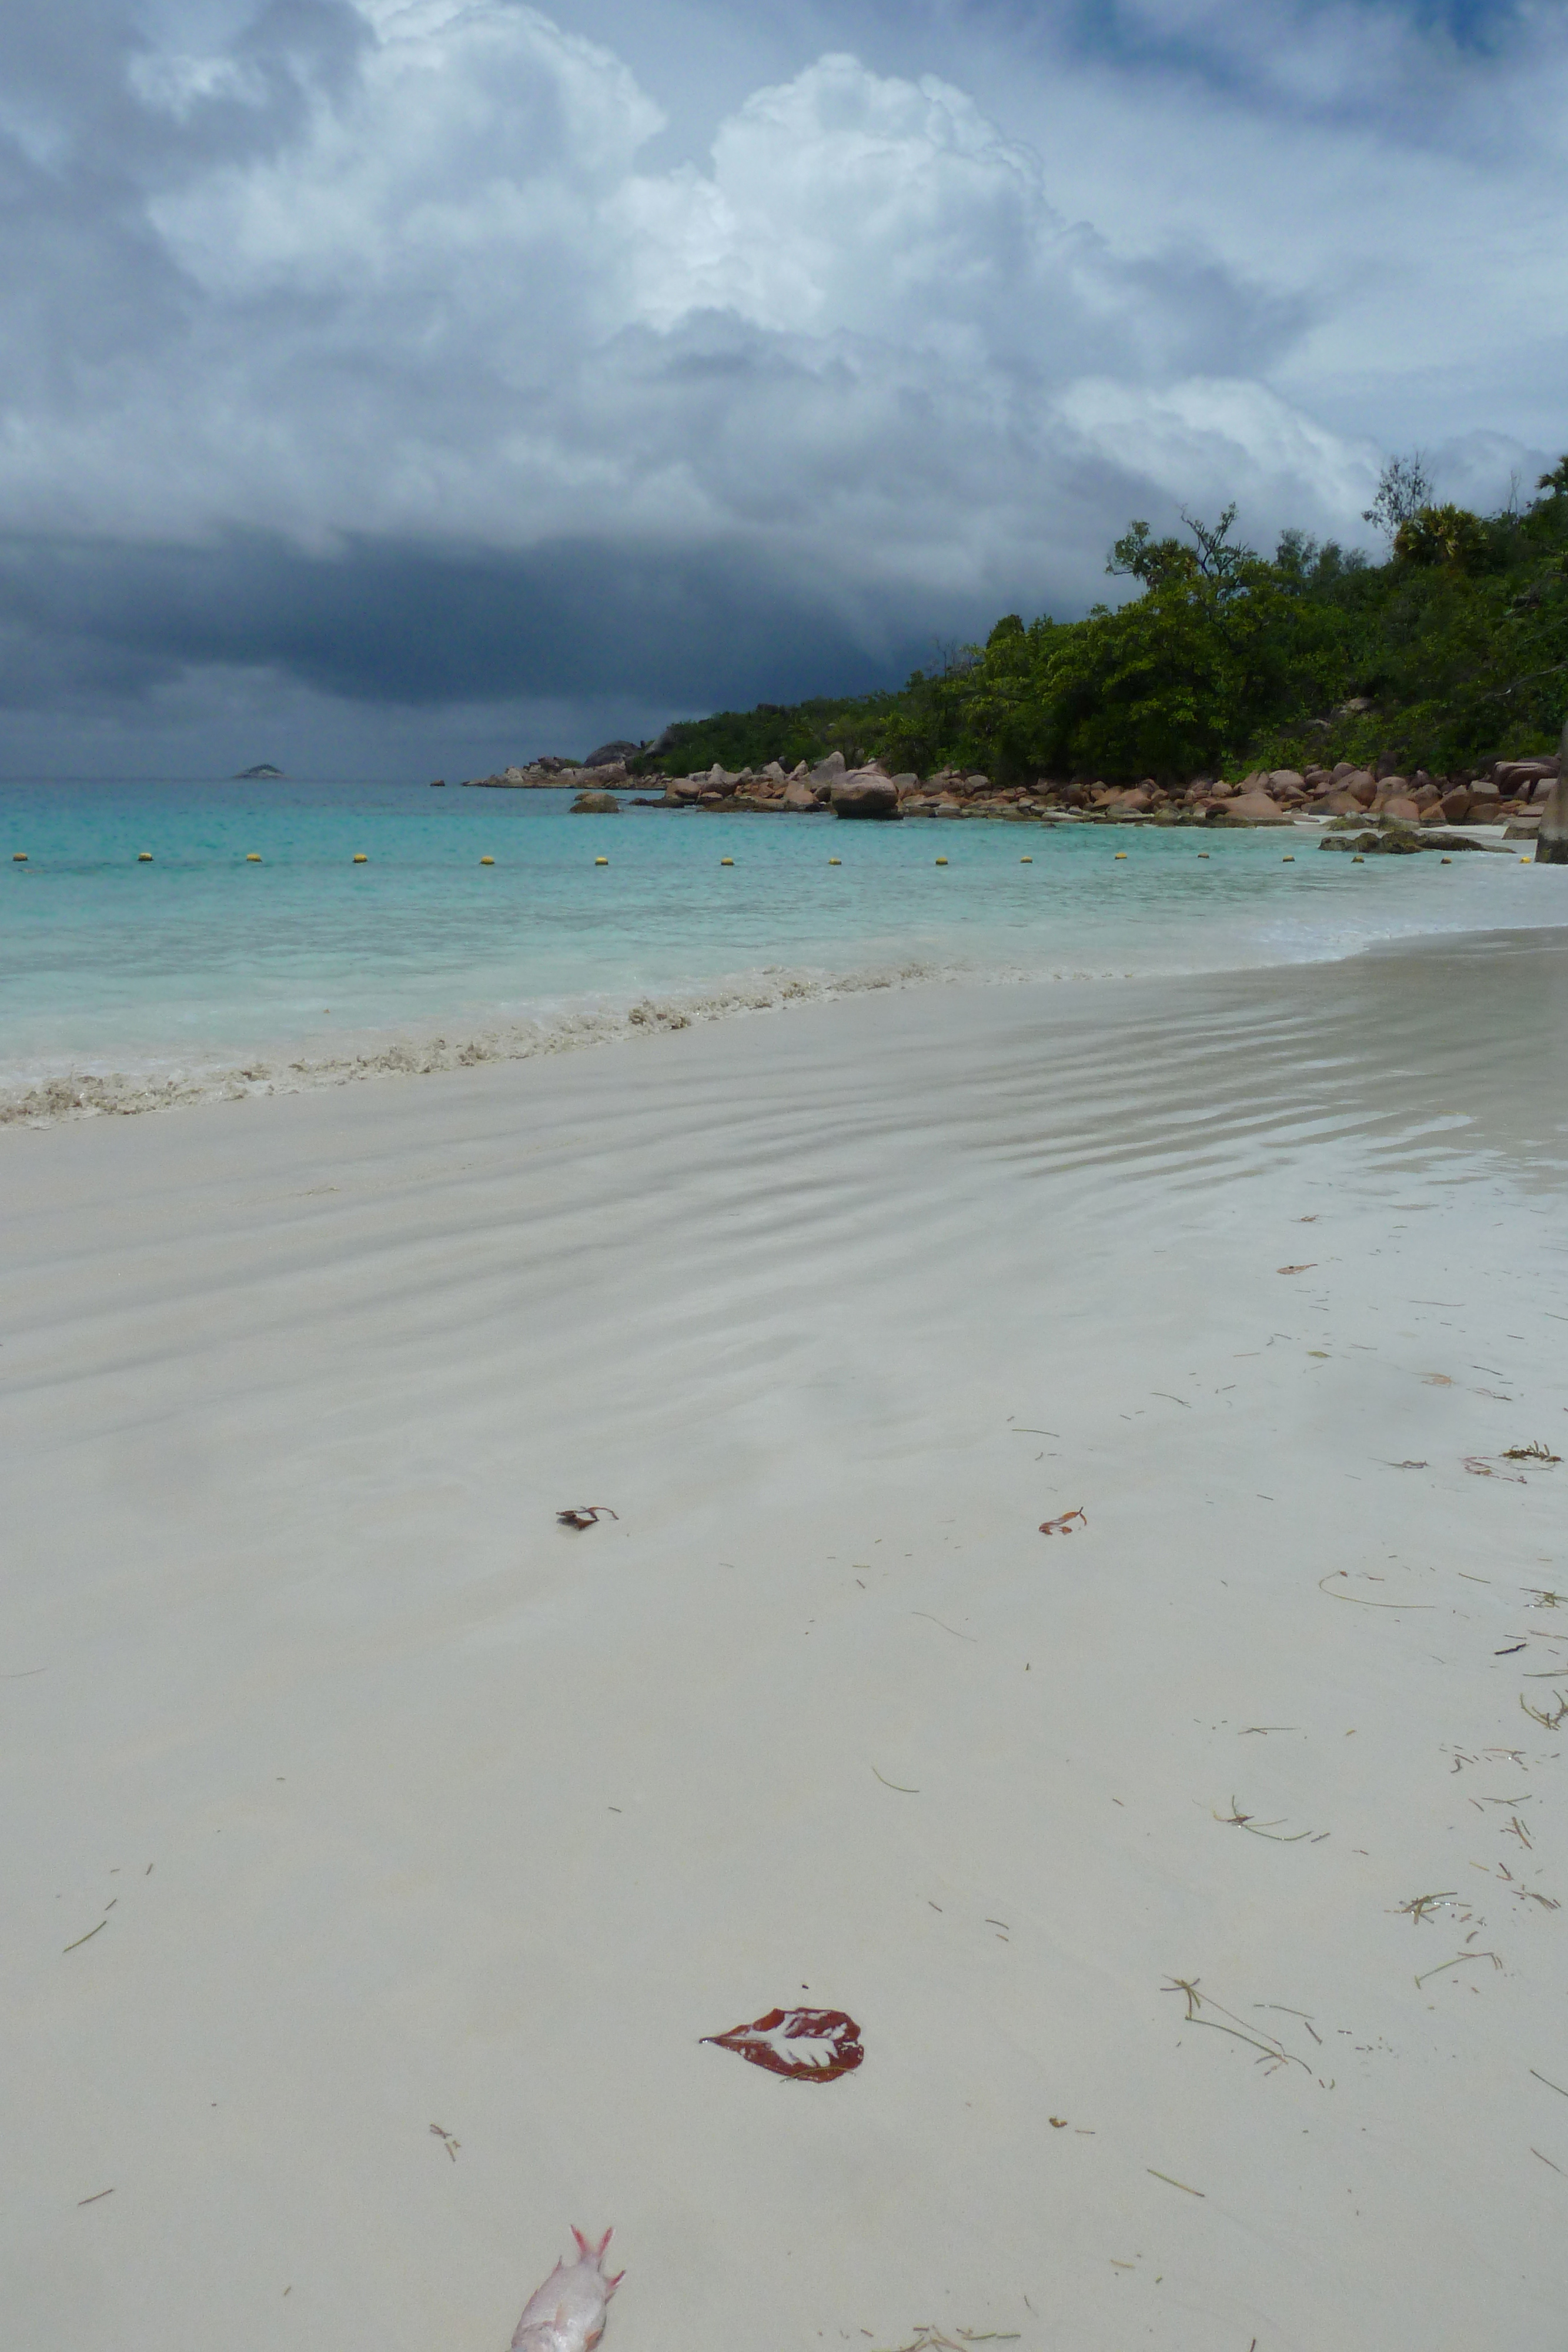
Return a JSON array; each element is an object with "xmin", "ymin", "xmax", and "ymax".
[
  {"xmin": 510, "ymin": 2227, "xmax": 622, "ymax": 2352},
  {"xmin": 701, "ymin": 2006, "xmax": 864, "ymax": 2082}
]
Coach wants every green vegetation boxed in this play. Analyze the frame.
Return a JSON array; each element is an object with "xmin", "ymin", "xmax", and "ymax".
[
  {"xmin": 637, "ymin": 693, "xmax": 911, "ymax": 780},
  {"xmin": 636, "ymin": 458, "xmax": 1568, "ymax": 783}
]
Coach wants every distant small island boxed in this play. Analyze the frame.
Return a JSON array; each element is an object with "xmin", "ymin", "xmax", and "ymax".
[{"xmin": 234, "ymin": 763, "xmax": 284, "ymax": 779}]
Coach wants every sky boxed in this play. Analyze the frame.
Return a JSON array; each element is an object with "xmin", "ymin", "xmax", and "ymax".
[{"xmin": 1, "ymin": 0, "xmax": 1564, "ymax": 776}]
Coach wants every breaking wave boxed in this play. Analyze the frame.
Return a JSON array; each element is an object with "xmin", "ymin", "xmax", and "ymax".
[{"xmin": 1, "ymin": 955, "xmax": 987, "ymax": 1125}]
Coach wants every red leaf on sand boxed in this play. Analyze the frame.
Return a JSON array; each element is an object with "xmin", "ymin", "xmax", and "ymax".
[
  {"xmin": 1039, "ymin": 1508, "xmax": 1086, "ymax": 1535},
  {"xmin": 702, "ymin": 2007, "xmax": 864, "ymax": 2082}
]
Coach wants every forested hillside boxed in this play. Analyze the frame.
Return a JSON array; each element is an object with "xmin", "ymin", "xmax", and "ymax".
[{"xmin": 636, "ymin": 457, "xmax": 1568, "ymax": 784}]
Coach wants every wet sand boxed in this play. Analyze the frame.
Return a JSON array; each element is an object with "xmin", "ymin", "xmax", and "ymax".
[{"xmin": 3, "ymin": 929, "xmax": 1567, "ymax": 2350}]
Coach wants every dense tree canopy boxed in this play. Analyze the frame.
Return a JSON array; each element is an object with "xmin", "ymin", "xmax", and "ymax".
[{"xmin": 636, "ymin": 459, "xmax": 1568, "ymax": 782}]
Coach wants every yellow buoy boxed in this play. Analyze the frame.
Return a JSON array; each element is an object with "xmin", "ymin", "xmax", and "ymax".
[
  {"xmin": 1198, "ymin": 851, "xmax": 1209, "ymax": 858},
  {"xmin": 480, "ymin": 855, "xmax": 494, "ymax": 865},
  {"xmin": 1282, "ymin": 854, "xmax": 1295, "ymax": 862},
  {"xmin": 935, "ymin": 856, "xmax": 948, "ymax": 866},
  {"xmin": 595, "ymin": 856, "xmax": 609, "ymax": 866},
  {"xmin": 138, "ymin": 850, "xmax": 153, "ymax": 862},
  {"xmin": 1440, "ymin": 856, "xmax": 1452, "ymax": 864},
  {"xmin": 720, "ymin": 857, "xmax": 734, "ymax": 867},
  {"xmin": 1521, "ymin": 856, "xmax": 1530, "ymax": 863},
  {"xmin": 246, "ymin": 852, "xmax": 262, "ymax": 862},
  {"xmin": 828, "ymin": 857, "xmax": 841, "ymax": 865},
  {"xmin": 12, "ymin": 851, "xmax": 26, "ymax": 862},
  {"xmin": 1020, "ymin": 855, "xmax": 1032, "ymax": 863},
  {"xmin": 1352, "ymin": 854, "xmax": 1365, "ymax": 863},
  {"xmin": 1114, "ymin": 850, "xmax": 1128, "ymax": 859}
]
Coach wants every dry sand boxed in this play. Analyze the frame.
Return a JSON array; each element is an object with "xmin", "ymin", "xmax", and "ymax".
[{"xmin": 4, "ymin": 928, "xmax": 1567, "ymax": 2351}]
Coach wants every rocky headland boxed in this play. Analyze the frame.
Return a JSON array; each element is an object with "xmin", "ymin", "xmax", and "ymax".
[{"xmin": 460, "ymin": 731, "xmax": 1568, "ymax": 856}]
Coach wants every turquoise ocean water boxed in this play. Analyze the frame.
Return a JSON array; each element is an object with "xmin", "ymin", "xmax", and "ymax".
[{"xmin": 3, "ymin": 777, "xmax": 1566, "ymax": 1114}]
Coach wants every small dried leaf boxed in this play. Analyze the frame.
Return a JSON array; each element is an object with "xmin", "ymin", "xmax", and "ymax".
[
  {"xmin": 1276, "ymin": 1264, "xmax": 1316, "ymax": 1275},
  {"xmin": 702, "ymin": 2006, "xmax": 864, "ymax": 2083},
  {"xmin": 1039, "ymin": 1508, "xmax": 1086, "ymax": 1536}
]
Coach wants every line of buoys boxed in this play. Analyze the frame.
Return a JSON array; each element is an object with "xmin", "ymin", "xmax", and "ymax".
[{"xmin": 480, "ymin": 855, "xmax": 494, "ymax": 865}]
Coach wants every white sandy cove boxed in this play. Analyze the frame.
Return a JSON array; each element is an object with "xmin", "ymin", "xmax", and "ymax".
[{"xmin": 4, "ymin": 929, "xmax": 1567, "ymax": 2352}]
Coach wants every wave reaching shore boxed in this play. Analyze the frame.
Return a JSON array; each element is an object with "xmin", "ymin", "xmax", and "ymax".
[
  {"xmin": 5, "ymin": 776, "xmax": 1567, "ymax": 1127},
  {"xmin": 0, "ymin": 958, "xmax": 950, "ymax": 1125}
]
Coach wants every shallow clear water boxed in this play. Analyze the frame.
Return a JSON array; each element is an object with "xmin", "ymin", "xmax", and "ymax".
[{"xmin": 2, "ymin": 776, "xmax": 1564, "ymax": 1101}]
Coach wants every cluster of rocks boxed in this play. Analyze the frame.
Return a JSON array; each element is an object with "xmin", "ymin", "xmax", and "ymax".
[
  {"xmin": 642, "ymin": 751, "xmax": 905, "ymax": 817},
  {"xmin": 1223, "ymin": 757, "xmax": 1559, "ymax": 830},
  {"xmin": 636, "ymin": 746, "xmax": 1563, "ymax": 830},
  {"xmin": 462, "ymin": 740, "xmax": 641, "ymax": 790},
  {"xmin": 453, "ymin": 726, "xmax": 1568, "ymax": 857}
]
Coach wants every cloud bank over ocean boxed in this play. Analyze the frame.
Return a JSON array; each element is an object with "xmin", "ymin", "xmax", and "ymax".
[{"xmin": 1, "ymin": 0, "xmax": 1563, "ymax": 772}]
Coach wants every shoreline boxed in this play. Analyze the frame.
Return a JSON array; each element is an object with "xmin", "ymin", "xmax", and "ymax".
[
  {"xmin": 5, "ymin": 928, "xmax": 1566, "ymax": 2349},
  {"xmin": 5, "ymin": 901, "xmax": 1567, "ymax": 1131}
]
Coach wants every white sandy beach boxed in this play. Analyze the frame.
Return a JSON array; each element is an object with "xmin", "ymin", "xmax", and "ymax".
[{"xmin": 4, "ymin": 930, "xmax": 1567, "ymax": 2352}]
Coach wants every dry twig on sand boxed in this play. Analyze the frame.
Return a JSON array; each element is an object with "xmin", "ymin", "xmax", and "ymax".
[
  {"xmin": 873, "ymin": 2331, "xmax": 1021, "ymax": 2351},
  {"xmin": 1215, "ymin": 1797, "xmax": 1315, "ymax": 1843},
  {"xmin": 1319, "ymin": 1571, "xmax": 1433, "ymax": 1610},
  {"xmin": 1415, "ymin": 1950, "xmax": 1503, "ymax": 1988},
  {"xmin": 557, "ymin": 1505, "xmax": 618, "ymax": 1530},
  {"xmin": 1395, "ymin": 1890, "xmax": 1458, "ymax": 1925},
  {"xmin": 1161, "ymin": 1978, "xmax": 1313, "ymax": 2077},
  {"xmin": 1465, "ymin": 1457, "xmax": 1527, "ymax": 1484}
]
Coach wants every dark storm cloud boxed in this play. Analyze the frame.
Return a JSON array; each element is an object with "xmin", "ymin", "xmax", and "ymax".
[
  {"xmin": 0, "ymin": 0, "xmax": 1561, "ymax": 767},
  {"xmin": 0, "ymin": 528, "xmax": 961, "ymax": 710}
]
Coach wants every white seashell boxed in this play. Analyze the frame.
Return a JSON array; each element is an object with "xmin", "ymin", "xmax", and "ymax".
[{"xmin": 510, "ymin": 2227, "xmax": 622, "ymax": 2352}]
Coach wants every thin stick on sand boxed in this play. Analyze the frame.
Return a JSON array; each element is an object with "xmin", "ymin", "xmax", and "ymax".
[
  {"xmin": 1214, "ymin": 1797, "xmax": 1313, "ymax": 1842},
  {"xmin": 1319, "ymin": 1572, "xmax": 1433, "ymax": 1610}
]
